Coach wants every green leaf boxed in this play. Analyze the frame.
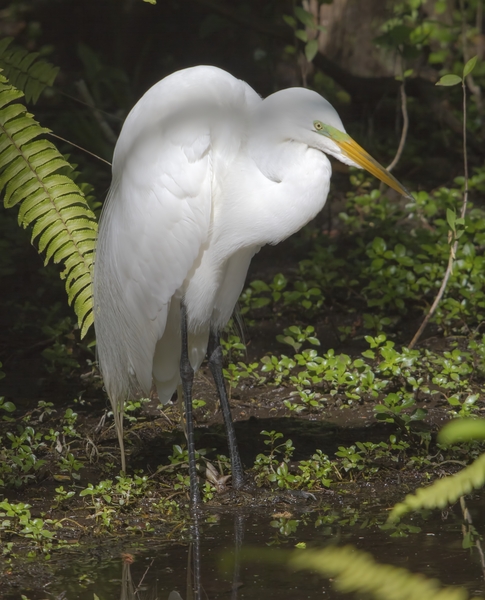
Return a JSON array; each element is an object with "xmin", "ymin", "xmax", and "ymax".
[
  {"xmin": 294, "ymin": 6, "xmax": 315, "ymax": 28},
  {"xmin": 371, "ymin": 237, "xmax": 387, "ymax": 254},
  {"xmin": 436, "ymin": 74, "xmax": 462, "ymax": 87},
  {"xmin": 295, "ymin": 30, "xmax": 308, "ymax": 43},
  {"xmin": 446, "ymin": 208, "xmax": 456, "ymax": 232},
  {"xmin": 463, "ymin": 55, "xmax": 477, "ymax": 78},
  {"xmin": 283, "ymin": 15, "xmax": 297, "ymax": 28},
  {"xmin": 375, "ymin": 25, "xmax": 411, "ymax": 48},
  {"xmin": 305, "ymin": 39, "xmax": 319, "ymax": 62}
]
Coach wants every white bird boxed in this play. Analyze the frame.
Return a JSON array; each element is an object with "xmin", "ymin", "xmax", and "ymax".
[{"xmin": 93, "ymin": 66, "xmax": 410, "ymax": 504}]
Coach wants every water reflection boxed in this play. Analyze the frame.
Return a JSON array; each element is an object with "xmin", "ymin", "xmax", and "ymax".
[
  {"xmin": 119, "ymin": 514, "xmax": 245, "ymax": 600},
  {"xmin": 38, "ymin": 505, "xmax": 485, "ymax": 599}
]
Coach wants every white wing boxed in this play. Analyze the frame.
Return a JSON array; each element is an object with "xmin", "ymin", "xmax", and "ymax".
[{"xmin": 93, "ymin": 66, "xmax": 260, "ymax": 416}]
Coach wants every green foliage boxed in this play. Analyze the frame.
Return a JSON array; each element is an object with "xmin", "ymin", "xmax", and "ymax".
[
  {"xmin": 239, "ymin": 273, "xmax": 288, "ymax": 313},
  {"xmin": 277, "ymin": 325, "xmax": 320, "ymax": 352},
  {"xmin": 0, "ymin": 425, "xmax": 47, "ymax": 488},
  {"xmin": 0, "ymin": 396, "xmax": 15, "ymax": 421},
  {"xmin": 240, "ymin": 272, "xmax": 324, "ymax": 316},
  {"xmin": 0, "ymin": 74, "xmax": 97, "ymax": 336},
  {"xmin": 223, "ymin": 315, "xmax": 485, "ymax": 429},
  {"xmin": 290, "ymin": 545, "xmax": 469, "ymax": 600},
  {"xmin": 252, "ymin": 430, "xmax": 412, "ymax": 489},
  {"xmin": 253, "ymin": 430, "xmax": 296, "ymax": 488},
  {"xmin": 53, "ymin": 486, "xmax": 75, "ymax": 507},
  {"xmin": 221, "ymin": 333, "xmax": 246, "ymax": 359},
  {"xmin": 78, "ymin": 474, "xmax": 152, "ymax": 531},
  {"xmin": 376, "ymin": 0, "xmax": 480, "ymax": 85},
  {"xmin": 283, "ymin": 6, "xmax": 325, "ymax": 63},
  {"xmin": 122, "ymin": 396, "xmax": 151, "ymax": 423},
  {"xmin": 296, "ymin": 450, "xmax": 333, "ymax": 489},
  {"xmin": 80, "ymin": 474, "xmax": 150, "ymax": 508},
  {"xmin": 0, "ymin": 399, "xmax": 87, "ymax": 489},
  {"xmin": 223, "ymin": 359, "xmax": 265, "ymax": 388},
  {"xmin": 389, "ymin": 415, "xmax": 485, "ymax": 523},
  {"xmin": 0, "ymin": 38, "xmax": 59, "ymax": 104},
  {"xmin": 0, "ymin": 500, "xmax": 62, "ymax": 556}
]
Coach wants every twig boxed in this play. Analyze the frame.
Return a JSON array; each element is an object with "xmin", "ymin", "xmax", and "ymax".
[
  {"xmin": 48, "ymin": 132, "xmax": 112, "ymax": 167},
  {"xmin": 386, "ymin": 81, "xmax": 409, "ymax": 173},
  {"xmin": 460, "ymin": 496, "xmax": 485, "ymax": 583},
  {"xmin": 461, "ymin": 0, "xmax": 483, "ymax": 115},
  {"xmin": 57, "ymin": 89, "xmax": 123, "ymax": 122},
  {"xmin": 74, "ymin": 79, "xmax": 118, "ymax": 145},
  {"xmin": 379, "ymin": 57, "xmax": 409, "ymax": 196},
  {"xmin": 409, "ymin": 67, "xmax": 470, "ymax": 349},
  {"xmin": 134, "ymin": 557, "xmax": 155, "ymax": 595},
  {"xmin": 56, "ymin": 517, "xmax": 87, "ymax": 530},
  {"xmin": 408, "ymin": 242, "xmax": 456, "ymax": 349}
]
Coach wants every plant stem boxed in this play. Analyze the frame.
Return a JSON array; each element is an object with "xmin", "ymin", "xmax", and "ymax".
[
  {"xmin": 386, "ymin": 80, "xmax": 409, "ymax": 173},
  {"xmin": 409, "ymin": 76, "xmax": 469, "ymax": 349},
  {"xmin": 460, "ymin": 496, "xmax": 485, "ymax": 583}
]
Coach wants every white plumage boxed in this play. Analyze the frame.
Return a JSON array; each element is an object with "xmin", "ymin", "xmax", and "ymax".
[{"xmin": 93, "ymin": 66, "xmax": 409, "ymax": 475}]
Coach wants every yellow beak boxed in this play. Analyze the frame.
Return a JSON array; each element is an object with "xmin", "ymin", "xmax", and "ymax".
[{"xmin": 315, "ymin": 122, "xmax": 413, "ymax": 200}]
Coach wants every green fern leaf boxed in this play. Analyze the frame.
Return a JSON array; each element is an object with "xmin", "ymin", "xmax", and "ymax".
[
  {"xmin": 389, "ymin": 453, "xmax": 485, "ymax": 521},
  {"xmin": 290, "ymin": 545, "xmax": 468, "ymax": 600},
  {"xmin": 438, "ymin": 418, "xmax": 485, "ymax": 444},
  {"xmin": 0, "ymin": 38, "xmax": 59, "ymax": 103},
  {"xmin": 0, "ymin": 86, "xmax": 24, "ymax": 111},
  {"xmin": 0, "ymin": 74, "xmax": 96, "ymax": 336}
]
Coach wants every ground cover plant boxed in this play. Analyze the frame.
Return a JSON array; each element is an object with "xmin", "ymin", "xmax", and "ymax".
[
  {"xmin": 2, "ymin": 146, "xmax": 485, "ymax": 552},
  {"xmin": 1, "ymin": 0, "xmax": 485, "ymax": 597}
]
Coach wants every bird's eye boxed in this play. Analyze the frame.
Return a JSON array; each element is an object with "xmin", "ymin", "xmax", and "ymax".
[{"xmin": 314, "ymin": 121, "xmax": 323, "ymax": 131}]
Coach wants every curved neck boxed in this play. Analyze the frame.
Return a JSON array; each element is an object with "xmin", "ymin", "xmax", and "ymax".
[{"xmin": 213, "ymin": 140, "xmax": 332, "ymax": 253}]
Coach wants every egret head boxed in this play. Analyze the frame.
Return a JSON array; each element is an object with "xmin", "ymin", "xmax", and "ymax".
[{"xmin": 258, "ymin": 87, "xmax": 412, "ymax": 200}]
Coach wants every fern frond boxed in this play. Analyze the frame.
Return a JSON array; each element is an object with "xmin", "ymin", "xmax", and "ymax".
[
  {"xmin": 0, "ymin": 38, "xmax": 59, "ymax": 103},
  {"xmin": 290, "ymin": 546, "xmax": 468, "ymax": 600},
  {"xmin": 0, "ymin": 74, "xmax": 97, "ymax": 337},
  {"xmin": 389, "ymin": 453, "xmax": 485, "ymax": 521}
]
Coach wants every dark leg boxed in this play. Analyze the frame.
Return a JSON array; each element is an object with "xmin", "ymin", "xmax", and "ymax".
[
  {"xmin": 208, "ymin": 330, "xmax": 244, "ymax": 489},
  {"xmin": 190, "ymin": 511, "xmax": 202, "ymax": 600},
  {"xmin": 180, "ymin": 301, "xmax": 201, "ymax": 506},
  {"xmin": 231, "ymin": 514, "xmax": 245, "ymax": 600}
]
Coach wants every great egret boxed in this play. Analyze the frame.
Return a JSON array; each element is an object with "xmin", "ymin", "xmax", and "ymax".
[{"xmin": 93, "ymin": 65, "xmax": 410, "ymax": 505}]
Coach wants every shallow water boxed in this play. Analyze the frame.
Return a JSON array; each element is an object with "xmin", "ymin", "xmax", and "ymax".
[{"xmin": 9, "ymin": 501, "xmax": 485, "ymax": 600}]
